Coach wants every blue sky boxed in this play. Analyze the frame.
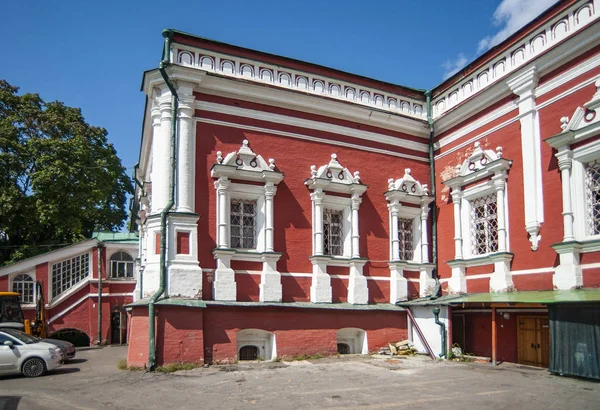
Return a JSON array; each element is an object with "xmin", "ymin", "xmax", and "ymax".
[{"xmin": 1, "ymin": 0, "xmax": 556, "ymax": 175}]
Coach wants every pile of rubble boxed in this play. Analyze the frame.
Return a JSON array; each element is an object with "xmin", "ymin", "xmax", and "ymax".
[{"xmin": 378, "ymin": 340, "xmax": 417, "ymax": 356}]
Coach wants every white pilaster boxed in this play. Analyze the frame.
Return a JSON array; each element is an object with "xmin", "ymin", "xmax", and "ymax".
[
  {"xmin": 312, "ymin": 190, "xmax": 324, "ymax": 256},
  {"xmin": 448, "ymin": 263, "xmax": 467, "ymax": 294},
  {"xmin": 175, "ymin": 87, "xmax": 196, "ymax": 213},
  {"xmin": 151, "ymin": 94, "xmax": 173, "ymax": 214},
  {"xmin": 389, "ymin": 263, "xmax": 408, "ymax": 303},
  {"xmin": 260, "ymin": 253, "xmax": 282, "ymax": 302},
  {"xmin": 351, "ymin": 194, "xmax": 361, "ymax": 259},
  {"xmin": 212, "ymin": 249, "xmax": 237, "ymax": 301},
  {"xmin": 347, "ymin": 260, "xmax": 368, "ymax": 304},
  {"xmin": 493, "ymin": 173, "xmax": 508, "ymax": 252},
  {"xmin": 215, "ymin": 178, "xmax": 230, "ymax": 248},
  {"xmin": 489, "ymin": 254, "xmax": 514, "ymax": 293},
  {"xmin": 264, "ymin": 183, "xmax": 276, "ymax": 252},
  {"xmin": 553, "ymin": 248, "xmax": 583, "ymax": 289},
  {"xmin": 420, "ymin": 203, "xmax": 430, "ymax": 263},
  {"xmin": 310, "ymin": 256, "xmax": 332, "ymax": 303},
  {"xmin": 507, "ymin": 67, "xmax": 544, "ymax": 251},
  {"xmin": 419, "ymin": 266, "xmax": 435, "ymax": 297},
  {"xmin": 557, "ymin": 148, "xmax": 575, "ymax": 241},
  {"xmin": 452, "ymin": 189, "xmax": 464, "ymax": 259},
  {"xmin": 389, "ymin": 201, "xmax": 400, "ymax": 261}
]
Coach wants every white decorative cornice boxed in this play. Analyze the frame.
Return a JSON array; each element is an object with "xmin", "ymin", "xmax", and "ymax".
[
  {"xmin": 172, "ymin": 44, "xmax": 426, "ymax": 120},
  {"xmin": 211, "ymin": 139, "xmax": 284, "ymax": 184},
  {"xmin": 385, "ymin": 168, "xmax": 433, "ymax": 206},
  {"xmin": 305, "ymin": 154, "xmax": 367, "ymax": 195},
  {"xmin": 432, "ymin": 0, "xmax": 598, "ymax": 119},
  {"xmin": 443, "ymin": 142, "xmax": 512, "ymax": 189}
]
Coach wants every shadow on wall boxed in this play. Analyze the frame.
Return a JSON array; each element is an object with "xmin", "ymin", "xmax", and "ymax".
[{"xmin": 274, "ymin": 181, "xmax": 311, "ymax": 272}]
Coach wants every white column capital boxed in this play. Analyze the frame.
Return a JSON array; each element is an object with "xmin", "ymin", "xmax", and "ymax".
[
  {"xmin": 177, "ymin": 94, "xmax": 196, "ymax": 119},
  {"xmin": 388, "ymin": 200, "xmax": 400, "ymax": 215},
  {"xmin": 420, "ymin": 202, "xmax": 430, "ymax": 220},
  {"xmin": 507, "ymin": 66, "xmax": 539, "ymax": 98},
  {"xmin": 265, "ymin": 183, "xmax": 277, "ymax": 197},
  {"xmin": 311, "ymin": 189, "xmax": 324, "ymax": 203},
  {"xmin": 451, "ymin": 188, "xmax": 463, "ymax": 204},
  {"xmin": 214, "ymin": 177, "xmax": 230, "ymax": 191}
]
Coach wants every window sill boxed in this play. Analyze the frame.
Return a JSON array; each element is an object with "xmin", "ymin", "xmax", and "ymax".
[
  {"xmin": 213, "ymin": 248, "xmax": 282, "ymax": 262},
  {"xmin": 309, "ymin": 255, "xmax": 367, "ymax": 267},
  {"xmin": 552, "ymin": 239, "xmax": 600, "ymax": 254},
  {"xmin": 388, "ymin": 260, "xmax": 435, "ymax": 270},
  {"xmin": 447, "ymin": 252, "xmax": 514, "ymax": 268}
]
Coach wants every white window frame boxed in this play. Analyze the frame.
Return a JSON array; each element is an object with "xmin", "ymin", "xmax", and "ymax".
[
  {"xmin": 10, "ymin": 272, "xmax": 36, "ymax": 305},
  {"xmin": 394, "ymin": 207, "xmax": 422, "ymax": 263},
  {"xmin": 109, "ymin": 250, "xmax": 135, "ymax": 279},
  {"xmin": 226, "ymin": 184, "xmax": 266, "ymax": 253},
  {"xmin": 321, "ymin": 196, "xmax": 352, "ymax": 258},
  {"xmin": 571, "ymin": 139, "xmax": 600, "ymax": 241},
  {"xmin": 461, "ymin": 180, "xmax": 509, "ymax": 259},
  {"xmin": 51, "ymin": 253, "xmax": 91, "ymax": 299}
]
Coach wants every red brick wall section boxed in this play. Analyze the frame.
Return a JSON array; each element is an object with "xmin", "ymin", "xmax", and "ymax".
[
  {"xmin": 0, "ymin": 275, "xmax": 7, "ymax": 292},
  {"xmin": 234, "ymin": 273, "xmax": 260, "ymax": 302},
  {"xmin": 177, "ymin": 232, "xmax": 190, "ymax": 255},
  {"xmin": 156, "ymin": 306, "xmax": 204, "ymax": 365},
  {"xmin": 368, "ymin": 280, "xmax": 389, "ymax": 304},
  {"xmin": 127, "ymin": 307, "xmax": 150, "ymax": 367},
  {"xmin": 202, "ymin": 306, "xmax": 408, "ymax": 364},
  {"xmin": 281, "ymin": 275, "xmax": 310, "ymax": 302},
  {"xmin": 583, "ymin": 268, "xmax": 600, "ymax": 288}
]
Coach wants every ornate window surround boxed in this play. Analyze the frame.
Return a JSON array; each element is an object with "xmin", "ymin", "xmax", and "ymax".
[
  {"xmin": 546, "ymin": 79, "xmax": 600, "ymax": 289},
  {"xmin": 304, "ymin": 154, "xmax": 368, "ymax": 304},
  {"xmin": 385, "ymin": 169, "xmax": 435, "ymax": 302},
  {"xmin": 442, "ymin": 142, "xmax": 513, "ymax": 293},
  {"xmin": 211, "ymin": 139, "xmax": 284, "ymax": 302}
]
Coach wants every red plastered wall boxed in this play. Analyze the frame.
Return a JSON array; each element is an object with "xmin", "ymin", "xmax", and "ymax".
[
  {"xmin": 195, "ymin": 96, "xmax": 429, "ymax": 301},
  {"xmin": 0, "ymin": 275, "xmax": 7, "ymax": 292},
  {"xmin": 127, "ymin": 308, "xmax": 150, "ymax": 367},
  {"xmin": 156, "ymin": 306, "xmax": 204, "ymax": 365},
  {"xmin": 203, "ymin": 306, "xmax": 408, "ymax": 364}
]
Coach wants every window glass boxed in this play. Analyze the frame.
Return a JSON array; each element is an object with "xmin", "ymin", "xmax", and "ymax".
[
  {"xmin": 231, "ymin": 199, "xmax": 257, "ymax": 249},
  {"xmin": 324, "ymin": 209, "xmax": 344, "ymax": 256},
  {"xmin": 12, "ymin": 274, "xmax": 34, "ymax": 304},
  {"xmin": 52, "ymin": 253, "xmax": 90, "ymax": 298},
  {"xmin": 110, "ymin": 251, "xmax": 134, "ymax": 279},
  {"xmin": 398, "ymin": 218, "xmax": 414, "ymax": 261},
  {"xmin": 470, "ymin": 194, "xmax": 498, "ymax": 255},
  {"xmin": 585, "ymin": 161, "xmax": 600, "ymax": 235}
]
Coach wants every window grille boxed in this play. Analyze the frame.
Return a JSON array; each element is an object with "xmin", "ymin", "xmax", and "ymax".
[
  {"xmin": 12, "ymin": 274, "xmax": 34, "ymax": 304},
  {"xmin": 230, "ymin": 199, "xmax": 257, "ymax": 249},
  {"xmin": 585, "ymin": 161, "xmax": 600, "ymax": 236},
  {"xmin": 52, "ymin": 253, "xmax": 90, "ymax": 298},
  {"xmin": 398, "ymin": 218, "xmax": 414, "ymax": 261},
  {"xmin": 239, "ymin": 345, "xmax": 259, "ymax": 361},
  {"xmin": 470, "ymin": 194, "xmax": 498, "ymax": 255},
  {"xmin": 324, "ymin": 209, "xmax": 344, "ymax": 256},
  {"xmin": 110, "ymin": 251, "xmax": 134, "ymax": 279}
]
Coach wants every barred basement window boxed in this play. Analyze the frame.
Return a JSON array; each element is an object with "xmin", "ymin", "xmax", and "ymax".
[
  {"xmin": 585, "ymin": 161, "xmax": 600, "ymax": 236},
  {"xmin": 12, "ymin": 274, "xmax": 34, "ymax": 304},
  {"xmin": 239, "ymin": 345, "xmax": 259, "ymax": 361},
  {"xmin": 398, "ymin": 218, "xmax": 414, "ymax": 261},
  {"xmin": 230, "ymin": 199, "xmax": 257, "ymax": 249},
  {"xmin": 52, "ymin": 253, "xmax": 90, "ymax": 298},
  {"xmin": 324, "ymin": 209, "xmax": 344, "ymax": 256},
  {"xmin": 337, "ymin": 343, "xmax": 350, "ymax": 355},
  {"xmin": 470, "ymin": 194, "xmax": 498, "ymax": 255},
  {"xmin": 110, "ymin": 251, "xmax": 134, "ymax": 279}
]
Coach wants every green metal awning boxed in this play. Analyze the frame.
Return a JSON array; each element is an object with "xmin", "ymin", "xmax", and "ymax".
[{"xmin": 448, "ymin": 289, "xmax": 600, "ymax": 304}]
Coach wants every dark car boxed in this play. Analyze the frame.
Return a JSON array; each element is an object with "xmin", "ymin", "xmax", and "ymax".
[{"xmin": 42, "ymin": 338, "xmax": 76, "ymax": 361}]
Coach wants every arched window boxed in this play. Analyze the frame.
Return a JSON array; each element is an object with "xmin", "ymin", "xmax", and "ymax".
[
  {"xmin": 12, "ymin": 274, "xmax": 34, "ymax": 304},
  {"xmin": 110, "ymin": 251, "xmax": 134, "ymax": 279}
]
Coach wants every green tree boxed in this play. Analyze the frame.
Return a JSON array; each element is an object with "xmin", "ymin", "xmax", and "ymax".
[{"xmin": 0, "ymin": 79, "xmax": 132, "ymax": 265}]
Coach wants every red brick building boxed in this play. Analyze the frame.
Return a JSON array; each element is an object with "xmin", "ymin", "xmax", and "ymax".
[
  {"xmin": 129, "ymin": 0, "xmax": 600, "ymax": 376},
  {"xmin": 0, "ymin": 233, "xmax": 137, "ymax": 345}
]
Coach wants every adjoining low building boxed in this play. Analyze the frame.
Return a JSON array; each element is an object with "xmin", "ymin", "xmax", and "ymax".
[
  {"xmin": 0, "ymin": 232, "xmax": 138, "ymax": 345},
  {"xmin": 128, "ymin": 0, "xmax": 600, "ymax": 379}
]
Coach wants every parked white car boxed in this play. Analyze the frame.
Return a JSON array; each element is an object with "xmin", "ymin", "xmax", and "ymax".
[{"xmin": 0, "ymin": 328, "xmax": 62, "ymax": 377}]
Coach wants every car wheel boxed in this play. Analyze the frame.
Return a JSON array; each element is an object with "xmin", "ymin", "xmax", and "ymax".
[{"xmin": 22, "ymin": 357, "xmax": 47, "ymax": 377}]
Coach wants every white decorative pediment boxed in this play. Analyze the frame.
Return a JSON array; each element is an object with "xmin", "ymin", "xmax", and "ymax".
[
  {"xmin": 385, "ymin": 168, "xmax": 432, "ymax": 206},
  {"xmin": 304, "ymin": 154, "xmax": 367, "ymax": 195},
  {"xmin": 560, "ymin": 79, "xmax": 600, "ymax": 133},
  {"xmin": 443, "ymin": 142, "xmax": 511, "ymax": 189},
  {"xmin": 211, "ymin": 139, "xmax": 283, "ymax": 183}
]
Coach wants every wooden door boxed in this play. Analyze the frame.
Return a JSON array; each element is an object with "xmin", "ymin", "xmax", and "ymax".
[
  {"xmin": 452, "ymin": 314, "xmax": 466, "ymax": 351},
  {"xmin": 517, "ymin": 316, "xmax": 550, "ymax": 367}
]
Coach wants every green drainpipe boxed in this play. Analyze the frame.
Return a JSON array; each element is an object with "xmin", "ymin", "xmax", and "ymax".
[
  {"xmin": 148, "ymin": 29, "xmax": 179, "ymax": 371},
  {"xmin": 432, "ymin": 307, "xmax": 446, "ymax": 358},
  {"xmin": 425, "ymin": 91, "xmax": 438, "ymax": 278}
]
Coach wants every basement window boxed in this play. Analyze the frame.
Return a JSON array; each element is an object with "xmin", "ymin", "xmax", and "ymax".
[{"xmin": 239, "ymin": 345, "xmax": 259, "ymax": 361}]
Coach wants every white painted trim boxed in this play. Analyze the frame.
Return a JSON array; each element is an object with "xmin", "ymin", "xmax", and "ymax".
[
  {"xmin": 234, "ymin": 270, "xmax": 391, "ymax": 281},
  {"xmin": 464, "ymin": 273, "xmax": 493, "ymax": 280},
  {"xmin": 196, "ymin": 101, "xmax": 429, "ymax": 153},
  {"xmin": 581, "ymin": 262, "xmax": 600, "ymax": 269},
  {"xmin": 510, "ymin": 267, "xmax": 555, "ymax": 275},
  {"xmin": 48, "ymin": 292, "xmax": 134, "ymax": 324},
  {"xmin": 196, "ymin": 117, "xmax": 428, "ymax": 162}
]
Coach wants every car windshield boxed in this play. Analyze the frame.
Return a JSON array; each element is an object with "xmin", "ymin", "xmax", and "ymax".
[{"xmin": 1, "ymin": 328, "xmax": 39, "ymax": 344}]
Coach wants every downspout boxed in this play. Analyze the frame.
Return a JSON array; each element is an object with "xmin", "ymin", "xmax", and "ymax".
[
  {"xmin": 132, "ymin": 162, "xmax": 146, "ymax": 301},
  {"xmin": 97, "ymin": 242, "xmax": 104, "ymax": 345},
  {"xmin": 425, "ymin": 91, "xmax": 438, "ymax": 275},
  {"xmin": 148, "ymin": 29, "xmax": 178, "ymax": 371},
  {"xmin": 432, "ymin": 307, "xmax": 446, "ymax": 358}
]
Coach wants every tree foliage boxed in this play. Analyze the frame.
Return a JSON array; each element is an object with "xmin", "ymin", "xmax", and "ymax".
[{"xmin": 0, "ymin": 80, "xmax": 132, "ymax": 265}]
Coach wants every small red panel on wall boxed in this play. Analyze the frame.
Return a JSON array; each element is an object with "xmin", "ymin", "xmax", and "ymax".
[
  {"xmin": 155, "ymin": 233, "xmax": 161, "ymax": 255},
  {"xmin": 177, "ymin": 232, "xmax": 190, "ymax": 255}
]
